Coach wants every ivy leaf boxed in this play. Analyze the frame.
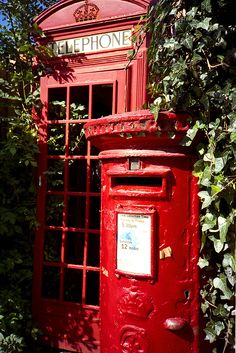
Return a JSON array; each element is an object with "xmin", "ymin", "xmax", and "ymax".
[
  {"xmin": 200, "ymin": 169, "xmax": 211, "ymax": 187},
  {"xmin": 186, "ymin": 125, "xmax": 198, "ymax": 140},
  {"xmin": 163, "ymin": 38, "xmax": 181, "ymax": 49},
  {"xmin": 214, "ymin": 321, "xmax": 225, "ymax": 336},
  {"xmin": 214, "ymin": 157, "xmax": 225, "ymax": 174},
  {"xmin": 198, "ymin": 191, "xmax": 212, "ymax": 209},
  {"xmin": 223, "ymin": 253, "xmax": 236, "ymax": 272},
  {"xmin": 198, "ymin": 257, "xmax": 209, "ymax": 268},
  {"xmin": 203, "ymin": 152, "xmax": 213, "ymax": 162},
  {"xmin": 213, "ymin": 304, "xmax": 228, "ymax": 317},
  {"xmin": 186, "ymin": 7, "xmax": 198, "ymax": 19},
  {"xmin": 202, "ymin": 212, "xmax": 217, "ymax": 231},
  {"xmin": 213, "ymin": 276, "xmax": 233, "ymax": 300},
  {"xmin": 193, "ymin": 159, "xmax": 204, "ymax": 177},
  {"xmin": 182, "ymin": 37, "xmax": 193, "ymax": 50},
  {"xmin": 196, "ymin": 18, "xmax": 211, "ymax": 31},
  {"xmin": 230, "ymin": 131, "xmax": 236, "ymax": 143},
  {"xmin": 204, "ymin": 322, "xmax": 217, "ymax": 343},
  {"xmin": 224, "ymin": 267, "xmax": 235, "ymax": 287},
  {"xmin": 211, "ymin": 184, "xmax": 221, "ymax": 195},
  {"xmin": 201, "ymin": 302, "xmax": 209, "ymax": 314},
  {"xmin": 9, "ymin": 147, "xmax": 16, "ymax": 156},
  {"xmin": 191, "ymin": 52, "xmax": 203, "ymax": 64},
  {"xmin": 201, "ymin": 0, "xmax": 212, "ymax": 12},
  {"xmin": 209, "ymin": 236, "xmax": 224, "ymax": 253},
  {"xmin": 218, "ymin": 216, "xmax": 229, "ymax": 243}
]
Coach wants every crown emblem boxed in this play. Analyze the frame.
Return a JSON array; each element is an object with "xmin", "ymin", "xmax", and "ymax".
[
  {"xmin": 117, "ymin": 287, "xmax": 154, "ymax": 319},
  {"xmin": 74, "ymin": 0, "xmax": 99, "ymax": 22}
]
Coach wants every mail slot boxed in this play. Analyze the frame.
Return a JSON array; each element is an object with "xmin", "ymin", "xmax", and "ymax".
[
  {"xmin": 108, "ymin": 167, "xmax": 171, "ymax": 198},
  {"xmin": 85, "ymin": 110, "xmax": 201, "ymax": 353},
  {"xmin": 111, "ymin": 176, "xmax": 162, "ymax": 188}
]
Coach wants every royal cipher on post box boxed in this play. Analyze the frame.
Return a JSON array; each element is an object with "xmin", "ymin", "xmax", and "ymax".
[
  {"xmin": 84, "ymin": 110, "xmax": 201, "ymax": 353},
  {"xmin": 32, "ymin": 0, "xmax": 154, "ymax": 352}
]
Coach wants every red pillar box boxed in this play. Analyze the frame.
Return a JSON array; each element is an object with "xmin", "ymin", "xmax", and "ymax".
[{"xmin": 84, "ymin": 110, "xmax": 200, "ymax": 353}]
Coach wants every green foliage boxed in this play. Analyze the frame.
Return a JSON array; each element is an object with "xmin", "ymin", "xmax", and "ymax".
[
  {"xmin": 0, "ymin": 0, "xmax": 57, "ymax": 352},
  {"xmin": 147, "ymin": 0, "xmax": 235, "ymax": 351},
  {"xmin": 0, "ymin": 114, "xmax": 38, "ymax": 353},
  {"xmin": 49, "ymin": 100, "xmax": 88, "ymax": 120}
]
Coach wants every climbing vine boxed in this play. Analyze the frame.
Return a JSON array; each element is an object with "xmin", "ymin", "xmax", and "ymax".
[{"xmin": 146, "ymin": 0, "xmax": 235, "ymax": 351}]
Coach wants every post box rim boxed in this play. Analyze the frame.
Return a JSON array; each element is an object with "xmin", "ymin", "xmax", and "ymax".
[
  {"xmin": 84, "ymin": 109, "xmax": 190, "ymax": 129},
  {"xmin": 84, "ymin": 109, "xmax": 191, "ymax": 151}
]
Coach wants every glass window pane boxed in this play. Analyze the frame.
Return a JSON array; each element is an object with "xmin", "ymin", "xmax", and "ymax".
[
  {"xmin": 70, "ymin": 86, "xmax": 89, "ymax": 120},
  {"xmin": 65, "ymin": 232, "xmax": 84, "ymax": 265},
  {"xmin": 44, "ymin": 230, "xmax": 62, "ymax": 262},
  {"xmin": 87, "ymin": 233, "xmax": 100, "ymax": 267},
  {"xmin": 64, "ymin": 269, "xmax": 83, "ymax": 303},
  {"xmin": 48, "ymin": 124, "xmax": 65, "ymax": 156},
  {"xmin": 69, "ymin": 124, "xmax": 87, "ymax": 156},
  {"xmin": 91, "ymin": 145, "xmax": 100, "ymax": 157},
  {"xmin": 86, "ymin": 271, "xmax": 99, "ymax": 306},
  {"xmin": 68, "ymin": 159, "xmax": 87, "ymax": 192},
  {"xmin": 46, "ymin": 159, "xmax": 64, "ymax": 191},
  {"xmin": 48, "ymin": 87, "xmax": 67, "ymax": 120},
  {"xmin": 89, "ymin": 196, "xmax": 100, "ymax": 229},
  {"xmin": 90, "ymin": 160, "xmax": 101, "ymax": 192},
  {"xmin": 42, "ymin": 266, "xmax": 60, "ymax": 299},
  {"xmin": 67, "ymin": 196, "xmax": 86, "ymax": 228},
  {"xmin": 92, "ymin": 84, "xmax": 113, "ymax": 119},
  {"xmin": 46, "ymin": 195, "xmax": 64, "ymax": 226}
]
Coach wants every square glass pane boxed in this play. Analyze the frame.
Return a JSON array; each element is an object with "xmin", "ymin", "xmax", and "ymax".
[
  {"xmin": 42, "ymin": 266, "xmax": 60, "ymax": 299},
  {"xmin": 87, "ymin": 233, "xmax": 100, "ymax": 267},
  {"xmin": 68, "ymin": 159, "xmax": 87, "ymax": 192},
  {"xmin": 92, "ymin": 84, "xmax": 113, "ymax": 119},
  {"xmin": 70, "ymin": 86, "xmax": 89, "ymax": 120},
  {"xmin": 69, "ymin": 124, "xmax": 87, "ymax": 156},
  {"xmin": 90, "ymin": 160, "xmax": 101, "ymax": 192},
  {"xmin": 89, "ymin": 196, "xmax": 100, "ymax": 229},
  {"xmin": 91, "ymin": 145, "xmax": 100, "ymax": 156},
  {"xmin": 48, "ymin": 124, "xmax": 65, "ymax": 156},
  {"xmin": 67, "ymin": 196, "xmax": 86, "ymax": 228},
  {"xmin": 46, "ymin": 159, "xmax": 64, "ymax": 191},
  {"xmin": 46, "ymin": 194, "xmax": 64, "ymax": 226},
  {"xmin": 85, "ymin": 271, "xmax": 99, "ymax": 306},
  {"xmin": 48, "ymin": 87, "xmax": 67, "ymax": 120},
  {"xmin": 44, "ymin": 230, "xmax": 62, "ymax": 262},
  {"xmin": 65, "ymin": 232, "xmax": 84, "ymax": 265},
  {"xmin": 64, "ymin": 268, "xmax": 83, "ymax": 303}
]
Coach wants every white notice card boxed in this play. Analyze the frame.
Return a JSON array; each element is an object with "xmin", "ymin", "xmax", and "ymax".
[{"xmin": 117, "ymin": 213, "xmax": 152, "ymax": 276}]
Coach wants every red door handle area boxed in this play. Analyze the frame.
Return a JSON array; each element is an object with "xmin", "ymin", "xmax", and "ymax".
[{"xmin": 163, "ymin": 317, "xmax": 187, "ymax": 331}]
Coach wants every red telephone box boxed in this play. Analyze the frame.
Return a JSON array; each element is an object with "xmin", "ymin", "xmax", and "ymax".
[
  {"xmin": 33, "ymin": 1, "xmax": 153, "ymax": 352},
  {"xmin": 84, "ymin": 111, "xmax": 201, "ymax": 353}
]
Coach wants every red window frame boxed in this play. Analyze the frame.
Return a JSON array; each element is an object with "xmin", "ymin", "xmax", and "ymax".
[{"xmin": 33, "ymin": 69, "xmax": 127, "ymax": 351}]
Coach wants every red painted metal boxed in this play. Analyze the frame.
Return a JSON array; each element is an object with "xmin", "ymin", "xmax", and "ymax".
[
  {"xmin": 35, "ymin": 0, "xmax": 152, "ymax": 31},
  {"xmin": 33, "ymin": 1, "xmax": 154, "ymax": 351},
  {"xmin": 163, "ymin": 317, "xmax": 187, "ymax": 331},
  {"xmin": 84, "ymin": 110, "xmax": 200, "ymax": 353}
]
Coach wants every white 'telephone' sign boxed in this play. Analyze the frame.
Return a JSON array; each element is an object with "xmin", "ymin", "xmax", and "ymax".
[
  {"xmin": 48, "ymin": 29, "xmax": 132, "ymax": 56},
  {"xmin": 117, "ymin": 213, "xmax": 152, "ymax": 276}
]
